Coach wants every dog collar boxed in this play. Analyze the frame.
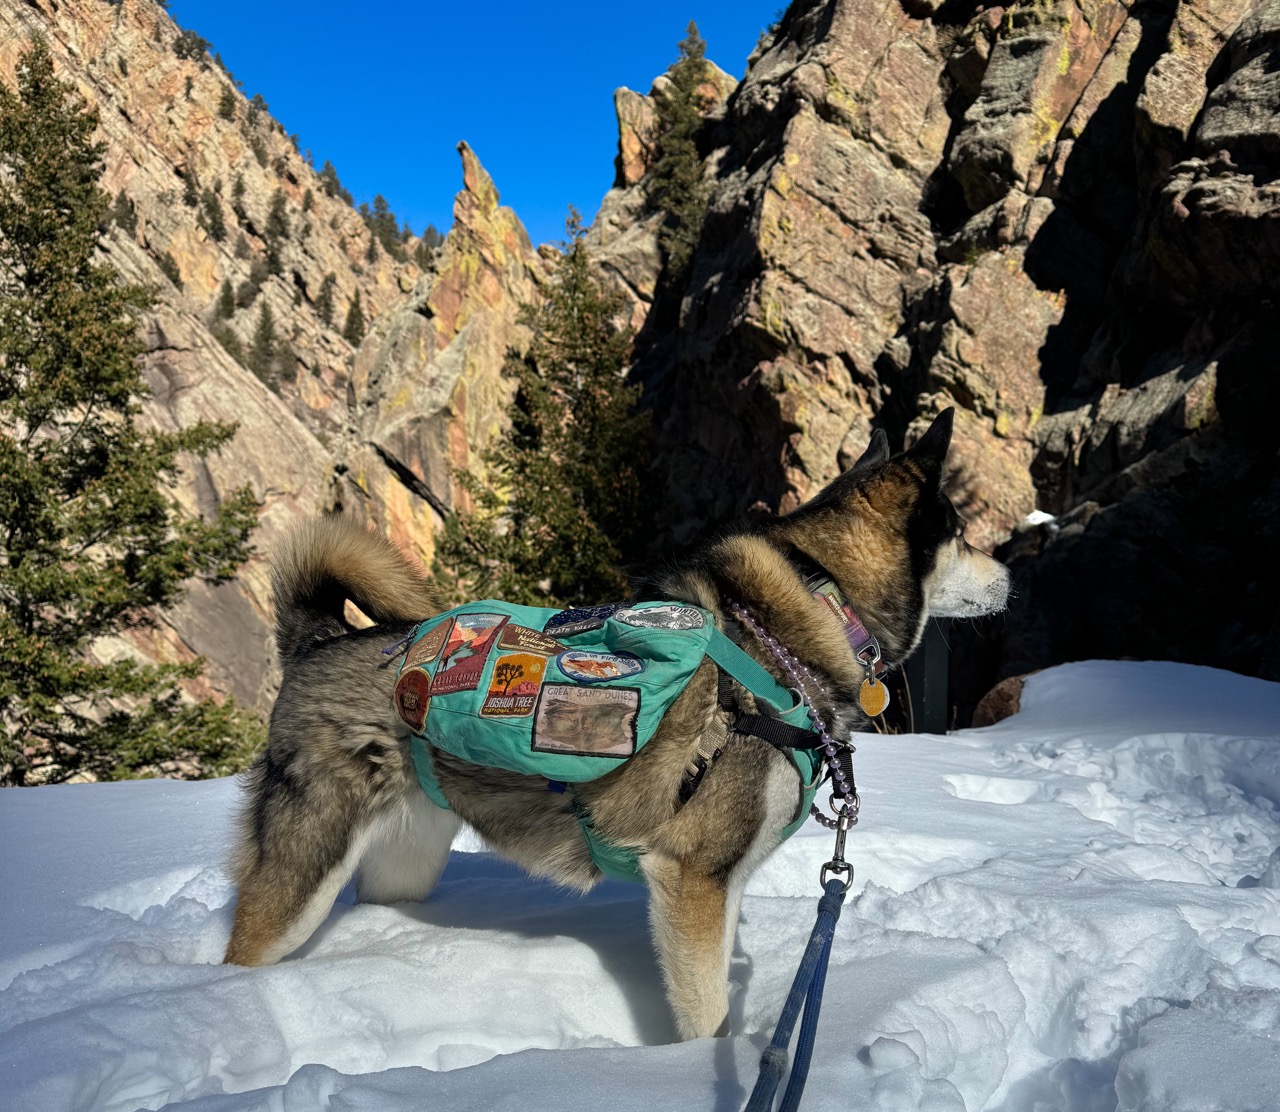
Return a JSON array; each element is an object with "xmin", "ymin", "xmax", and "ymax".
[
  {"xmin": 808, "ymin": 578, "xmax": 885, "ymax": 676},
  {"xmin": 782, "ymin": 548, "xmax": 886, "ymax": 674},
  {"xmin": 783, "ymin": 548, "xmax": 890, "ymax": 717}
]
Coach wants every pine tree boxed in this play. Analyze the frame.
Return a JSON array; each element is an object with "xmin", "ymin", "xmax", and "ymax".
[
  {"xmin": 318, "ymin": 161, "xmax": 353, "ymax": 205},
  {"xmin": 0, "ymin": 39, "xmax": 261, "ymax": 785},
  {"xmin": 266, "ymin": 188, "xmax": 289, "ymax": 241},
  {"xmin": 342, "ymin": 290, "xmax": 365, "ymax": 345},
  {"xmin": 264, "ymin": 188, "xmax": 289, "ymax": 274},
  {"xmin": 649, "ymin": 22, "xmax": 713, "ymax": 283},
  {"xmin": 217, "ymin": 85, "xmax": 236, "ymax": 121},
  {"xmin": 435, "ymin": 213, "xmax": 653, "ymax": 606},
  {"xmin": 414, "ymin": 224, "xmax": 444, "ymax": 268},
  {"xmin": 157, "ymin": 250, "xmax": 183, "ymax": 288},
  {"xmin": 200, "ymin": 188, "xmax": 226, "ymax": 242},
  {"xmin": 181, "ymin": 166, "xmax": 199, "ymax": 207},
  {"xmin": 217, "ymin": 278, "xmax": 235, "ymax": 319},
  {"xmin": 247, "ymin": 300, "xmax": 275, "ymax": 384},
  {"xmin": 110, "ymin": 190, "xmax": 137, "ymax": 236},
  {"xmin": 366, "ymin": 194, "xmax": 406, "ymax": 261},
  {"xmin": 235, "ymin": 257, "xmax": 268, "ymax": 308},
  {"xmin": 231, "ymin": 174, "xmax": 247, "ymax": 222},
  {"xmin": 172, "ymin": 30, "xmax": 210, "ymax": 61},
  {"xmin": 314, "ymin": 273, "xmax": 336, "ymax": 327}
]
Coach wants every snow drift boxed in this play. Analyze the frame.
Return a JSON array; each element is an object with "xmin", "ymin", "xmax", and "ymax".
[{"xmin": 2, "ymin": 660, "xmax": 1279, "ymax": 1111}]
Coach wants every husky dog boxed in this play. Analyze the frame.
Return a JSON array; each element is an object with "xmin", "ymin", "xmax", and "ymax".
[{"xmin": 224, "ymin": 409, "xmax": 1009, "ymax": 1040}]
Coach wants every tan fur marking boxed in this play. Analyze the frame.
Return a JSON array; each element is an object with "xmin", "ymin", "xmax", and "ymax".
[
  {"xmin": 643, "ymin": 852, "xmax": 731, "ymax": 1040},
  {"xmin": 712, "ymin": 534, "xmax": 859, "ymax": 693}
]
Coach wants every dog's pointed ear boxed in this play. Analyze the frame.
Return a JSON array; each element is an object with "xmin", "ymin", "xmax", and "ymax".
[
  {"xmin": 852, "ymin": 428, "xmax": 891, "ymax": 471},
  {"xmin": 907, "ymin": 408, "xmax": 954, "ymax": 475}
]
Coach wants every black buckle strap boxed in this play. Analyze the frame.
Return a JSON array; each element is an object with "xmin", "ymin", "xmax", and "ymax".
[
  {"xmin": 678, "ymin": 753, "xmax": 713, "ymax": 804},
  {"xmin": 734, "ymin": 712, "xmax": 825, "ymax": 751},
  {"xmin": 681, "ymin": 667, "xmax": 822, "ymax": 809},
  {"xmin": 719, "ymin": 665, "xmax": 823, "ymax": 752},
  {"xmin": 718, "ymin": 669, "xmax": 738, "ymax": 710}
]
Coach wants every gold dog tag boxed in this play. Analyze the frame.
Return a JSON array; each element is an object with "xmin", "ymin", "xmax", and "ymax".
[{"xmin": 858, "ymin": 676, "xmax": 890, "ymax": 717}]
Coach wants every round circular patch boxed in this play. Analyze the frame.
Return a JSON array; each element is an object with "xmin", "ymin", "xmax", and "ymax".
[{"xmin": 394, "ymin": 668, "xmax": 433, "ymax": 732}]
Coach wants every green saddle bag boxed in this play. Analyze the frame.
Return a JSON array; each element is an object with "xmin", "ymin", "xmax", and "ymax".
[{"xmin": 394, "ymin": 599, "xmax": 821, "ymax": 880}]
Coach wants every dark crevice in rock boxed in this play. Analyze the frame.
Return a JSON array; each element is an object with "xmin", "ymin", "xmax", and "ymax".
[
  {"xmin": 1024, "ymin": 1, "xmax": 1180, "ymax": 410},
  {"xmin": 367, "ymin": 442, "xmax": 450, "ymax": 519}
]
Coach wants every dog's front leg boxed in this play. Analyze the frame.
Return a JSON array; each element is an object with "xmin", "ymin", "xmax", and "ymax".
[{"xmin": 643, "ymin": 851, "xmax": 734, "ymax": 1040}]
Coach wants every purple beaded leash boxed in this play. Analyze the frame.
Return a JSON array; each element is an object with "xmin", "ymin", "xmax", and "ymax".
[
  {"xmin": 728, "ymin": 602, "xmax": 859, "ymax": 890},
  {"xmin": 733, "ymin": 599, "xmax": 862, "ymax": 1112}
]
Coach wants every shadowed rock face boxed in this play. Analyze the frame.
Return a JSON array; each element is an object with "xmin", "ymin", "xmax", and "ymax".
[{"xmin": 591, "ymin": 0, "xmax": 1280, "ymax": 709}]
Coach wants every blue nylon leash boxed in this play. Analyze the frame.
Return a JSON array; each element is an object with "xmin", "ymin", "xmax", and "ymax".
[
  {"xmin": 777, "ymin": 912, "xmax": 837, "ymax": 1112},
  {"xmin": 743, "ymin": 878, "xmax": 848, "ymax": 1112},
  {"xmin": 744, "ymin": 784, "xmax": 857, "ymax": 1112}
]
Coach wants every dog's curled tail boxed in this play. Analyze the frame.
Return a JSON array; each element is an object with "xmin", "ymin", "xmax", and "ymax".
[{"xmin": 271, "ymin": 515, "xmax": 442, "ymax": 659}]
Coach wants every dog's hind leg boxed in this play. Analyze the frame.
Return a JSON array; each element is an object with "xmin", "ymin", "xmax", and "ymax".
[
  {"xmin": 356, "ymin": 789, "xmax": 460, "ymax": 904},
  {"xmin": 223, "ymin": 735, "xmax": 395, "ymax": 968},
  {"xmin": 223, "ymin": 776, "xmax": 368, "ymax": 966}
]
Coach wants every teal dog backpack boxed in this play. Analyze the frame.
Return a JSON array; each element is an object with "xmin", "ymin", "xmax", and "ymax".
[{"xmin": 393, "ymin": 600, "xmax": 823, "ymax": 881}]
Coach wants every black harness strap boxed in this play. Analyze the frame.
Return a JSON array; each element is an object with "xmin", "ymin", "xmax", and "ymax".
[
  {"xmin": 733, "ymin": 712, "xmax": 825, "ymax": 751},
  {"xmin": 678, "ymin": 667, "xmax": 829, "ymax": 807}
]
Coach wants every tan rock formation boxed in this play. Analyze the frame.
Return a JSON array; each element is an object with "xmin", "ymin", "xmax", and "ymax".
[
  {"xmin": 590, "ymin": 62, "xmax": 738, "ymax": 332},
  {"xmin": 342, "ymin": 144, "xmax": 550, "ymax": 568}
]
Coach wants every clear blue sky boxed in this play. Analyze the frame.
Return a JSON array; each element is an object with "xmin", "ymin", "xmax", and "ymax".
[{"xmin": 165, "ymin": 2, "xmax": 781, "ymax": 247}]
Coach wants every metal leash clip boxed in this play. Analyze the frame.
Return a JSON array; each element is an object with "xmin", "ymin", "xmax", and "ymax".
[{"xmin": 819, "ymin": 796, "xmax": 858, "ymax": 892}]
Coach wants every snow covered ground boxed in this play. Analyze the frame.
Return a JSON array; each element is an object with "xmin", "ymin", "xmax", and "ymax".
[{"xmin": 3, "ymin": 660, "xmax": 1279, "ymax": 1112}]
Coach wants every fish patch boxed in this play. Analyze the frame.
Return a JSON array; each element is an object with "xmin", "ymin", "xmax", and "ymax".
[
  {"xmin": 532, "ymin": 684, "xmax": 639, "ymax": 758},
  {"xmin": 557, "ymin": 650, "xmax": 645, "ymax": 684}
]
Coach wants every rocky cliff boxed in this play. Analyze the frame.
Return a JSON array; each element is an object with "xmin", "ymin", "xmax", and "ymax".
[
  {"xmin": 0, "ymin": 0, "xmax": 542, "ymax": 711},
  {"xmin": 4, "ymin": 0, "xmax": 1277, "ymax": 729},
  {"xmin": 592, "ymin": 0, "xmax": 1280, "ymax": 709}
]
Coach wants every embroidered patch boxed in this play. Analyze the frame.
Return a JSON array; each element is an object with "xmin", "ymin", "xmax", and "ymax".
[
  {"xmin": 405, "ymin": 619, "xmax": 450, "ymax": 668},
  {"xmin": 433, "ymin": 613, "xmax": 508, "ymax": 695},
  {"xmin": 614, "ymin": 604, "xmax": 706, "ymax": 630},
  {"xmin": 557, "ymin": 650, "xmax": 645, "ymax": 684},
  {"xmin": 532, "ymin": 684, "xmax": 639, "ymax": 758},
  {"xmin": 480, "ymin": 653, "xmax": 547, "ymax": 717},
  {"xmin": 394, "ymin": 668, "xmax": 432, "ymax": 732},
  {"xmin": 497, "ymin": 623, "xmax": 566, "ymax": 656},
  {"xmin": 543, "ymin": 603, "xmax": 625, "ymax": 637}
]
